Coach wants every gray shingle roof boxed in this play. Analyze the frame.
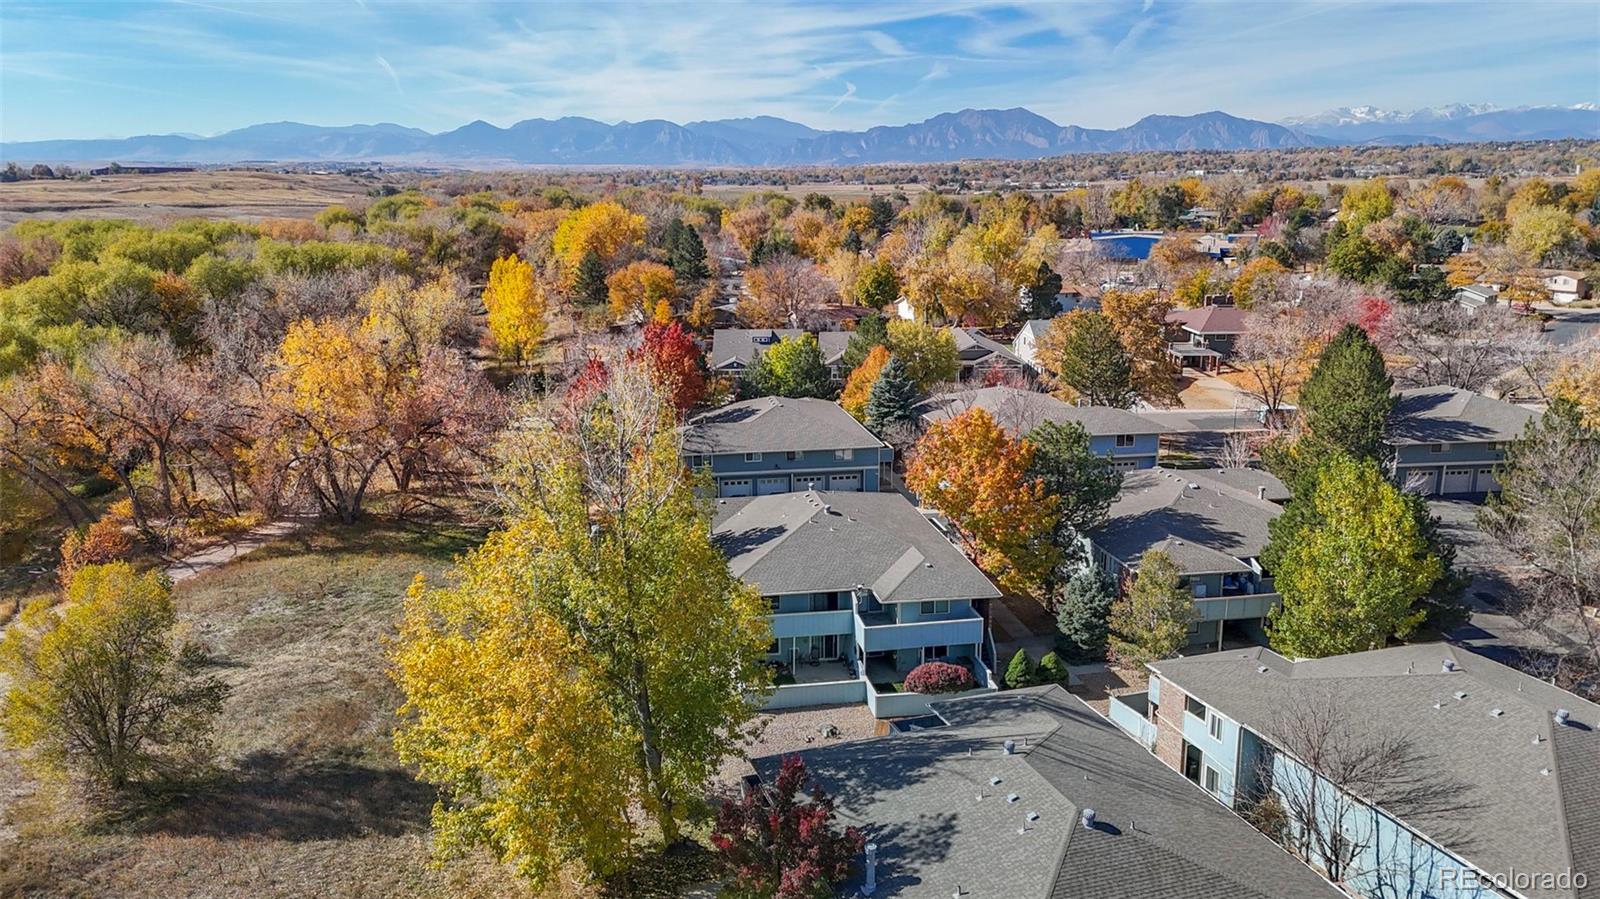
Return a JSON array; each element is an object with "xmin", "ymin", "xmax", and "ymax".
[
  {"xmin": 1089, "ymin": 467, "xmax": 1282, "ymax": 574},
  {"xmin": 950, "ymin": 327, "xmax": 1025, "ymax": 366},
  {"xmin": 708, "ymin": 328, "xmax": 850, "ymax": 370},
  {"xmin": 751, "ymin": 687, "xmax": 1340, "ymax": 899},
  {"xmin": 683, "ymin": 397, "xmax": 887, "ymax": 455},
  {"xmin": 1150, "ymin": 644, "xmax": 1600, "ymax": 899},
  {"xmin": 711, "ymin": 490, "xmax": 1000, "ymax": 603},
  {"xmin": 1387, "ymin": 385, "xmax": 1540, "ymax": 445},
  {"xmin": 918, "ymin": 386, "xmax": 1167, "ymax": 438}
]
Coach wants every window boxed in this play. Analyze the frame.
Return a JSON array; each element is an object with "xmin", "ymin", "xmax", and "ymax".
[
  {"xmin": 919, "ymin": 599, "xmax": 951, "ymax": 616},
  {"xmin": 1209, "ymin": 712, "xmax": 1223, "ymax": 740},
  {"xmin": 766, "ymin": 640, "xmax": 779, "ymax": 654},
  {"xmin": 1185, "ymin": 695, "xmax": 1208, "ymax": 719},
  {"xmin": 767, "ymin": 596, "xmax": 781, "ymax": 613},
  {"xmin": 1203, "ymin": 766, "xmax": 1220, "ymax": 794},
  {"xmin": 1115, "ymin": 434, "xmax": 1136, "ymax": 448},
  {"xmin": 1429, "ymin": 443, "xmax": 1445, "ymax": 454},
  {"xmin": 835, "ymin": 448, "xmax": 854, "ymax": 461},
  {"xmin": 923, "ymin": 645, "xmax": 949, "ymax": 661},
  {"xmin": 786, "ymin": 451, "xmax": 799, "ymax": 461}
]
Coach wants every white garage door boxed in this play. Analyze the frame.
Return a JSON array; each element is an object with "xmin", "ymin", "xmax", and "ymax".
[
  {"xmin": 756, "ymin": 476, "xmax": 789, "ymax": 495},
  {"xmin": 719, "ymin": 478, "xmax": 752, "ymax": 497},
  {"xmin": 1474, "ymin": 467, "xmax": 1501, "ymax": 493},
  {"xmin": 1401, "ymin": 468, "xmax": 1438, "ymax": 495},
  {"xmin": 1442, "ymin": 468, "xmax": 1475, "ymax": 494},
  {"xmin": 796, "ymin": 476, "xmax": 826, "ymax": 491},
  {"xmin": 1110, "ymin": 460, "xmax": 1142, "ymax": 471},
  {"xmin": 828, "ymin": 473, "xmax": 862, "ymax": 492}
]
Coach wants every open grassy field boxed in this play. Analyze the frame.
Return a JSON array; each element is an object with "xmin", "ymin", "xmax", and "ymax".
[
  {"xmin": 0, "ymin": 170, "xmax": 376, "ymax": 225},
  {"xmin": 0, "ymin": 519, "xmax": 550, "ymax": 899}
]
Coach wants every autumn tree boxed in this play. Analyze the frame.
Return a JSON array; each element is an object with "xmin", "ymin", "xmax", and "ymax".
[
  {"xmin": 711, "ymin": 755, "xmax": 863, "ymax": 899},
  {"xmin": 1036, "ymin": 311, "xmax": 1135, "ymax": 408},
  {"xmin": 883, "ymin": 319, "xmax": 959, "ymax": 391},
  {"xmin": 1230, "ymin": 257, "xmax": 1288, "ymax": 309},
  {"xmin": 1550, "ymin": 350, "xmax": 1600, "ymax": 429},
  {"xmin": 906, "ymin": 407, "xmax": 1060, "ymax": 597},
  {"xmin": 632, "ymin": 320, "xmax": 706, "ymax": 414},
  {"xmin": 1107, "ymin": 550, "xmax": 1194, "ymax": 664},
  {"xmin": 607, "ymin": 260, "xmax": 679, "ymax": 322},
  {"xmin": 552, "ymin": 199, "xmax": 646, "ymax": 277},
  {"xmin": 1386, "ymin": 302, "xmax": 1549, "ymax": 393},
  {"xmin": 851, "ymin": 256, "xmax": 900, "ymax": 308},
  {"xmin": 393, "ymin": 356, "xmax": 770, "ymax": 885},
  {"xmin": 740, "ymin": 333, "xmax": 831, "ymax": 399},
  {"xmin": 839, "ymin": 313, "xmax": 888, "ymax": 373},
  {"xmin": 1099, "ymin": 290, "xmax": 1177, "ymax": 407},
  {"xmin": 839, "ymin": 344, "xmax": 890, "ymax": 420},
  {"xmin": 740, "ymin": 256, "xmax": 836, "ymax": 328},
  {"xmin": 483, "ymin": 254, "xmax": 547, "ymax": 363},
  {"xmin": 1268, "ymin": 455, "xmax": 1440, "ymax": 658},
  {"xmin": 1480, "ymin": 401, "xmax": 1600, "ymax": 694},
  {"xmin": 0, "ymin": 562, "xmax": 227, "ymax": 793}
]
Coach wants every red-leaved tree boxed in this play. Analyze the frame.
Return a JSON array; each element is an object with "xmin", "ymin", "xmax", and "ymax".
[
  {"xmin": 632, "ymin": 321, "xmax": 706, "ymax": 414},
  {"xmin": 712, "ymin": 755, "xmax": 864, "ymax": 899}
]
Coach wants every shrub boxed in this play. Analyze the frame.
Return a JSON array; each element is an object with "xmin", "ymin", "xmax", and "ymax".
[
  {"xmin": 57, "ymin": 514, "xmax": 134, "ymax": 589},
  {"xmin": 1038, "ymin": 651, "xmax": 1070, "ymax": 685},
  {"xmin": 1004, "ymin": 648, "xmax": 1038, "ymax": 689},
  {"xmin": 903, "ymin": 661, "xmax": 974, "ymax": 695},
  {"xmin": 712, "ymin": 755, "xmax": 863, "ymax": 899}
]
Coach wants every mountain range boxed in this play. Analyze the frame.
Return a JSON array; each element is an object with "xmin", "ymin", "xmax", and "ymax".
[{"xmin": 3, "ymin": 105, "xmax": 1596, "ymax": 167}]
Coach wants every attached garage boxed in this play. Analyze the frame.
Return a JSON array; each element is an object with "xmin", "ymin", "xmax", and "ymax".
[
  {"xmin": 1474, "ymin": 467, "xmax": 1501, "ymax": 493},
  {"xmin": 1441, "ymin": 468, "xmax": 1475, "ymax": 495},
  {"xmin": 827, "ymin": 472, "xmax": 863, "ymax": 492},
  {"xmin": 718, "ymin": 478, "xmax": 752, "ymax": 497},
  {"xmin": 1400, "ymin": 468, "xmax": 1438, "ymax": 495},
  {"xmin": 756, "ymin": 476, "xmax": 790, "ymax": 495}
]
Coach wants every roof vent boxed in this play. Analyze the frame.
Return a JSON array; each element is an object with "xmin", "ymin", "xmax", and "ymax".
[
  {"xmin": 1489, "ymin": 708, "xmax": 1504, "ymax": 718},
  {"xmin": 1442, "ymin": 659, "xmax": 1458, "ymax": 673},
  {"xmin": 1257, "ymin": 485, "xmax": 1267, "ymax": 500},
  {"xmin": 1003, "ymin": 739, "xmax": 1016, "ymax": 755},
  {"xmin": 1541, "ymin": 768, "xmax": 1552, "ymax": 776},
  {"xmin": 1432, "ymin": 702, "xmax": 1442, "ymax": 710},
  {"xmin": 990, "ymin": 776, "xmax": 1002, "ymax": 786},
  {"xmin": 1187, "ymin": 482, "xmax": 1199, "ymax": 490},
  {"xmin": 1006, "ymin": 792, "xmax": 1019, "ymax": 803},
  {"xmin": 1454, "ymin": 691, "xmax": 1468, "ymax": 701},
  {"xmin": 1533, "ymin": 734, "xmax": 1544, "ymax": 744},
  {"xmin": 1027, "ymin": 811, "xmax": 1040, "ymax": 822},
  {"xmin": 1080, "ymin": 808, "xmax": 1097, "ymax": 829},
  {"xmin": 1257, "ymin": 665, "xmax": 1268, "ymax": 674},
  {"xmin": 1555, "ymin": 708, "xmax": 1572, "ymax": 727}
]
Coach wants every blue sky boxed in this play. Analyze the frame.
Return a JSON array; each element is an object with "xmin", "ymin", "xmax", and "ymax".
[{"xmin": 2, "ymin": 0, "xmax": 1596, "ymax": 141}]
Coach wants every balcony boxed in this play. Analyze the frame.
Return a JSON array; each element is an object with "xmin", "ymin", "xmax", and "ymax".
[
  {"xmin": 1192, "ymin": 592, "xmax": 1280, "ymax": 622},
  {"xmin": 854, "ymin": 608, "xmax": 985, "ymax": 653},
  {"xmin": 1109, "ymin": 692, "xmax": 1157, "ymax": 750},
  {"xmin": 767, "ymin": 608, "xmax": 855, "ymax": 639}
]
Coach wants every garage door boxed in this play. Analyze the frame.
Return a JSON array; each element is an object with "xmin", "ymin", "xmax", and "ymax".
[
  {"xmin": 1401, "ymin": 468, "xmax": 1437, "ymax": 495},
  {"xmin": 1111, "ymin": 460, "xmax": 1142, "ymax": 470},
  {"xmin": 1475, "ymin": 467, "xmax": 1501, "ymax": 493},
  {"xmin": 1442, "ymin": 468, "xmax": 1475, "ymax": 494},
  {"xmin": 796, "ymin": 476, "xmax": 826, "ymax": 491},
  {"xmin": 756, "ymin": 476, "xmax": 789, "ymax": 495},
  {"xmin": 828, "ymin": 473, "xmax": 862, "ymax": 492},
  {"xmin": 719, "ymin": 478, "xmax": 752, "ymax": 497}
]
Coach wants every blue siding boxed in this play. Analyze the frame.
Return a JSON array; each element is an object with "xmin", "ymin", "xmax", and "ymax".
[
  {"xmin": 700, "ymin": 446, "xmax": 893, "ymax": 494},
  {"xmin": 1086, "ymin": 433, "xmax": 1160, "ymax": 468},
  {"xmin": 1179, "ymin": 700, "xmax": 1243, "ymax": 806}
]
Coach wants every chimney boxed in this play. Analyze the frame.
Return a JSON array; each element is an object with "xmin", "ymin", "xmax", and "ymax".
[
  {"xmin": 862, "ymin": 843, "xmax": 878, "ymax": 895},
  {"xmin": 1080, "ymin": 808, "xmax": 1097, "ymax": 830}
]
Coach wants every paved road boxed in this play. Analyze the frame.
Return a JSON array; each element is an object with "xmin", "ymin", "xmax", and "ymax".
[
  {"xmin": 1141, "ymin": 408, "xmax": 1267, "ymax": 460},
  {"xmin": 1538, "ymin": 306, "xmax": 1600, "ymax": 349}
]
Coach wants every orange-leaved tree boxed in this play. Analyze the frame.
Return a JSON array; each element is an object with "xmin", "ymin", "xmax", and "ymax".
[
  {"xmin": 607, "ymin": 260, "xmax": 679, "ymax": 322},
  {"xmin": 839, "ymin": 345, "xmax": 891, "ymax": 420},
  {"xmin": 906, "ymin": 407, "xmax": 1060, "ymax": 597}
]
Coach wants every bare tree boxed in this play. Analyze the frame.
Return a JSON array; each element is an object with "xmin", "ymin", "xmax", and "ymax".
[
  {"xmin": 1217, "ymin": 430, "xmax": 1261, "ymax": 470},
  {"xmin": 1479, "ymin": 406, "xmax": 1600, "ymax": 698},
  {"xmin": 1253, "ymin": 690, "xmax": 1470, "ymax": 887},
  {"xmin": 1235, "ymin": 299, "xmax": 1308, "ymax": 426},
  {"xmin": 1386, "ymin": 302, "xmax": 1550, "ymax": 395}
]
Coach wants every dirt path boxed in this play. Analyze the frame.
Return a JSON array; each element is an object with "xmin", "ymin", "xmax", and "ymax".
[{"xmin": 163, "ymin": 518, "xmax": 306, "ymax": 583}]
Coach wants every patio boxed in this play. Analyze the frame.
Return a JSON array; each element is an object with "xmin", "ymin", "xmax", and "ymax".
[{"xmin": 776, "ymin": 658, "xmax": 855, "ymax": 686}]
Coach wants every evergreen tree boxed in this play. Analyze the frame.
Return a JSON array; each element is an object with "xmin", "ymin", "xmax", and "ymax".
[
  {"xmin": 1004, "ymin": 648, "xmax": 1038, "ymax": 689},
  {"xmin": 1027, "ymin": 421, "xmax": 1122, "ymax": 569},
  {"xmin": 1042, "ymin": 312, "xmax": 1135, "ymax": 408},
  {"xmin": 667, "ymin": 220, "xmax": 710, "ymax": 282},
  {"xmin": 737, "ymin": 350, "xmax": 774, "ymax": 399},
  {"xmin": 572, "ymin": 249, "xmax": 609, "ymax": 307},
  {"xmin": 863, "ymin": 356, "xmax": 919, "ymax": 437},
  {"xmin": 1037, "ymin": 651, "xmax": 1069, "ymax": 685},
  {"xmin": 840, "ymin": 313, "xmax": 888, "ymax": 373},
  {"xmin": 841, "ymin": 229, "xmax": 864, "ymax": 254},
  {"xmin": 1298, "ymin": 324, "xmax": 1393, "ymax": 463},
  {"xmin": 1022, "ymin": 261, "xmax": 1063, "ymax": 319},
  {"xmin": 1056, "ymin": 568, "xmax": 1115, "ymax": 663}
]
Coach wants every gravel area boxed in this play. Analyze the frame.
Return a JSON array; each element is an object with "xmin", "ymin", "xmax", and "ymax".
[{"xmin": 715, "ymin": 704, "xmax": 878, "ymax": 789}]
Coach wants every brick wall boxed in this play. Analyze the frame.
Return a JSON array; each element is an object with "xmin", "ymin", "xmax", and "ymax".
[{"xmin": 1151, "ymin": 676, "xmax": 1187, "ymax": 773}]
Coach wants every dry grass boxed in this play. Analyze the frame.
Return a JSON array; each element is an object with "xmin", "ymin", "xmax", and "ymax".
[
  {"xmin": 0, "ymin": 518, "xmax": 550, "ymax": 899},
  {"xmin": 0, "ymin": 171, "xmax": 375, "ymax": 225}
]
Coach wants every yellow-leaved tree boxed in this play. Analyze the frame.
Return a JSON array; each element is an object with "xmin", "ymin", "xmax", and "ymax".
[
  {"xmin": 606, "ymin": 260, "xmax": 679, "ymax": 322},
  {"xmin": 482, "ymin": 254, "xmax": 547, "ymax": 364},
  {"xmin": 392, "ymin": 353, "xmax": 771, "ymax": 887},
  {"xmin": 551, "ymin": 200, "xmax": 645, "ymax": 280},
  {"xmin": 839, "ymin": 344, "xmax": 891, "ymax": 420}
]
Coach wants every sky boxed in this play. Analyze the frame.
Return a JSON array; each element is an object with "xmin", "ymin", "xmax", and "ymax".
[{"xmin": 2, "ymin": 0, "xmax": 1597, "ymax": 141}]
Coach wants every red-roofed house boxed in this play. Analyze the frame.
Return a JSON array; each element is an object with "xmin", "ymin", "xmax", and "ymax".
[{"xmin": 1166, "ymin": 305, "xmax": 1250, "ymax": 372}]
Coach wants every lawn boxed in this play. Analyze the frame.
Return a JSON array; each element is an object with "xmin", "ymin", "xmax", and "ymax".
[{"xmin": 0, "ymin": 518, "xmax": 551, "ymax": 899}]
